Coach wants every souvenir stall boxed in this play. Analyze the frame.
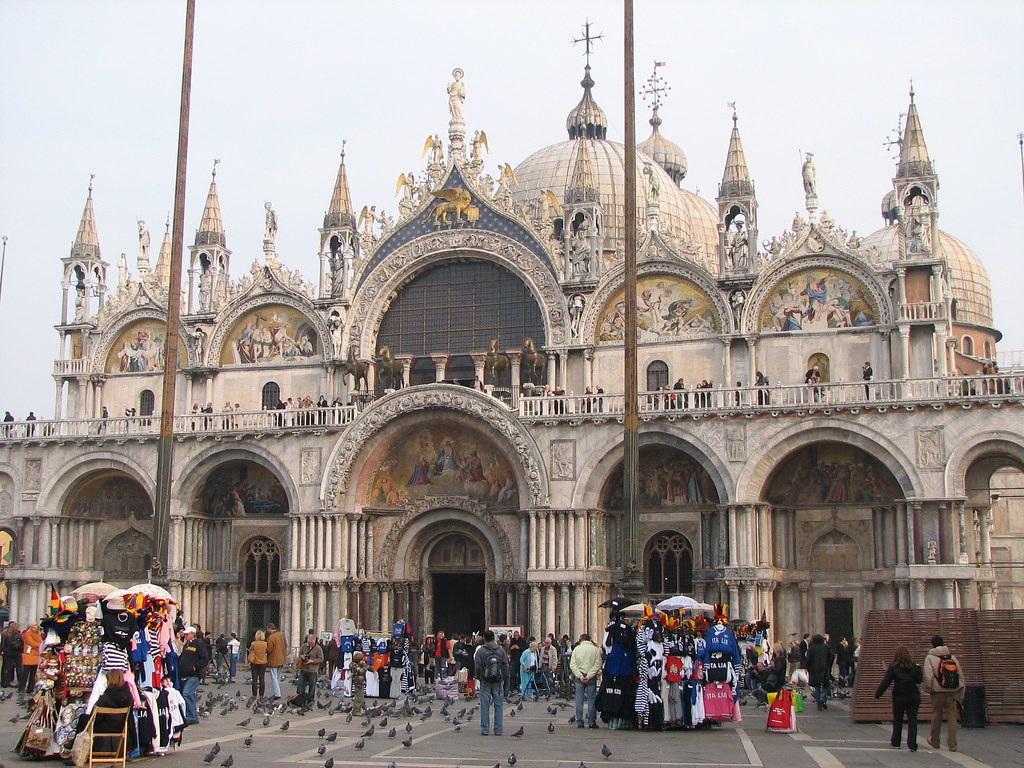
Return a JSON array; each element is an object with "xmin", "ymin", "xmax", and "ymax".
[
  {"xmin": 595, "ymin": 597, "xmax": 744, "ymax": 731},
  {"xmin": 332, "ymin": 618, "xmax": 413, "ymax": 700},
  {"xmin": 14, "ymin": 582, "xmax": 187, "ymax": 761}
]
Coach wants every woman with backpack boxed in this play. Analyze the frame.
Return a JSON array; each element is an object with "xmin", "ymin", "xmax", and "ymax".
[{"xmin": 874, "ymin": 646, "xmax": 923, "ymax": 751}]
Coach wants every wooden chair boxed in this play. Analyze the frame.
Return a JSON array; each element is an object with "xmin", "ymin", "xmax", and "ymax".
[{"xmin": 86, "ymin": 705, "xmax": 131, "ymax": 768}]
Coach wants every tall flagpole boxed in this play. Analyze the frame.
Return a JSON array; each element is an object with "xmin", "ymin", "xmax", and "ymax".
[
  {"xmin": 621, "ymin": 0, "xmax": 643, "ymax": 599},
  {"xmin": 152, "ymin": 0, "xmax": 195, "ymax": 583}
]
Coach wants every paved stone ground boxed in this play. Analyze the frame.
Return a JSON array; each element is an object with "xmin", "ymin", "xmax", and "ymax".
[{"xmin": 2, "ymin": 683, "xmax": 1021, "ymax": 768}]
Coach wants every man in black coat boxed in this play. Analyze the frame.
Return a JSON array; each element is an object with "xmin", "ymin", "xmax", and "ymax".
[
  {"xmin": 177, "ymin": 626, "xmax": 210, "ymax": 725},
  {"xmin": 804, "ymin": 634, "xmax": 835, "ymax": 711}
]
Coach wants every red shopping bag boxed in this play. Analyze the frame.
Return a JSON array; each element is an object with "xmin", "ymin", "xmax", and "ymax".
[{"xmin": 767, "ymin": 689, "xmax": 796, "ymax": 733}]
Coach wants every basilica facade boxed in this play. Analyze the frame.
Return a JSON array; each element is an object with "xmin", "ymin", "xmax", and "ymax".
[{"xmin": 1, "ymin": 62, "xmax": 1022, "ymax": 651}]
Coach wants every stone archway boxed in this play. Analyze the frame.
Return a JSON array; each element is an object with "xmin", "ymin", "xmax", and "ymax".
[{"xmin": 426, "ymin": 531, "xmax": 488, "ymax": 637}]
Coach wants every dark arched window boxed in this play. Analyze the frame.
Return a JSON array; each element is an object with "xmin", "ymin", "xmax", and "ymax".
[
  {"xmin": 962, "ymin": 336, "xmax": 974, "ymax": 356},
  {"xmin": 410, "ymin": 356, "xmax": 436, "ymax": 386},
  {"xmin": 261, "ymin": 382, "xmax": 281, "ymax": 410},
  {"xmin": 139, "ymin": 390, "xmax": 155, "ymax": 416},
  {"xmin": 646, "ymin": 360, "xmax": 669, "ymax": 391},
  {"xmin": 645, "ymin": 531, "xmax": 693, "ymax": 595},
  {"xmin": 243, "ymin": 537, "xmax": 281, "ymax": 594}
]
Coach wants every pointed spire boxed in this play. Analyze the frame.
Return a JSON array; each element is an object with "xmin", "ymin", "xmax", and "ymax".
[
  {"xmin": 71, "ymin": 175, "xmax": 101, "ymax": 260},
  {"xmin": 195, "ymin": 160, "xmax": 226, "ymax": 247},
  {"xmin": 898, "ymin": 85, "xmax": 934, "ymax": 178},
  {"xmin": 566, "ymin": 64, "xmax": 608, "ymax": 140},
  {"xmin": 565, "ymin": 139, "xmax": 599, "ymax": 204},
  {"xmin": 324, "ymin": 142, "xmax": 356, "ymax": 229},
  {"xmin": 719, "ymin": 107, "xmax": 753, "ymax": 197},
  {"xmin": 154, "ymin": 215, "xmax": 172, "ymax": 285},
  {"xmin": 637, "ymin": 61, "xmax": 686, "ymax": 184}
]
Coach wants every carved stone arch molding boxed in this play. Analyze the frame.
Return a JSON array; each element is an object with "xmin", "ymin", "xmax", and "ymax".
[
  {"xmin": 208, "ymin": 292, "xmax": 336, "ymax": 365},
  {"xmin": 745, "ymin": 254, "xmax": 893, "ymax": 334},
  {"xmin": 377, "ymin": 502, "xmax": 514, "ymax": 581},
  {"xmin": 582, "ymin": 259, "xmax": 734, "ymax": 343},
  {"xmin": 92, "ymin": 308, "xmax": 188, "ymax": 372},
  {"xmin": 347, "ymin": 231, "xmax": 567, "ymax": 357},
  {"xmin": 321, "ymin": 385, "xmax": 548, "ymax": 509}
]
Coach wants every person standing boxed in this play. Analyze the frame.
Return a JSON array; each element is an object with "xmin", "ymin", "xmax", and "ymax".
[
  {"xmin": 214, "ymin": 633, "xmax": 230, "ymax": 677},
  {"xmin": 875, "ymin": 646, "xmax": 923, "ymax": 751},
  {"xmin": 508, "ymin": 631, "xmax": 526, "ymax": 690},
  {"xmin": 0, "ymin": 621, "xmax": 22, "ymax": 688},
  {"xmin": 804, "ymin": 634, "xmax": 834, "ymax": 710},
  {"xmin": 18, "ymin": 623, "xmax": 42, "ymax": 697},
  {"xmin": 474, "ymin": 629, "xmax": 509, "ymax": 736},
  {"xmin": 922, "ymin": 635, "xmax": 966, "ymax": 751},
  {"xmin": 570, "ymin": 633, "xmax": 601, "ymax": 728},
  {"xmin": 519, "ymin": 641, "xmax": 539, "ymax": 697},
  {"xmin": 227, "ymin": 632, "xmax": 240, "ymax": 682},
  {"xmin": 247, "ymin": 630, "xmax": 268, "ymax": 700},
  {"xmin": 862, "ymin": 361, "xmax": 873, "ymax": 398},
  {"xmin": 297, "ymin": 633, "xmax": 323, "ymax": 701},
  {"xmin": 538, "ymin": 636, "xmax": 558, "ymax": 693},
  {"xmin": 265, "ymin": 623, "xmax": 287, "ymax": 700},
  {"xmin": 349, "ymin": 651, "xmax": 368, "ymax": 715},
  {"xmin": 177, "ymin": 626, "xmax": 210, "ymax": 724},
  {"xmin": 433, "ymin": 631, "xmax": 453, "ymax": 678}
]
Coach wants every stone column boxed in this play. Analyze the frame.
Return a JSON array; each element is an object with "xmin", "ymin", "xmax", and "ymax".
[
  {"xmin": 583, "ymin": 348, "xmax": 594, "ymax": 391},
  {"xmin": 956, "ymin": 502, "xmax": 968, "ymax": 564},
  {"xmin": 430, "ymin": 353, "xmax": 449, "ymax": 383},
  {"xmin": 798, "ymin": 582, "xmax": 810, "ymax": 629},
  {"xmin": 529, "ymin": 585, "xmax": 542, "ymax": 638},
  {"xmin": 934, "ymin": 327, "xmax": 948, "ymax": 376},
  {"xmin": 544, "ymin": 584, "xmax": 556, "ymax": 636},
  {"xmin": 557, "ymin": 349, "xmax": 568, "ymax": 392},
  {"xmin": 899, "ymin": 327, "xmax": 911, "ymax": 381},
  {"xmin": 566, "ymin": 512, "xmax": 576, "ymax": 569},
  {"xmin": 536, "ymin": 512, "xmax": 546, "ymax": 569},
  {"xmin": 508, "ymin": 351, "xmax": 522, "ymax": 391},
  {"xmin": 727, "ymin": 581, "xmax": 740, "ymax": 618},
  {"xmin": 978, "ymin": 582, "xmax": 995, "ymax": 610},
  {"xmin": 980, "ymin": 508, "xmax": 992, "ymax": 564},
  {"xmin": 941, "ymin": 579, "xmax": 955, "ymax": 609},
  {"xmin": 910, "ymin": 579, "xmax": 926, "ymax": 609},
  {"xmin": 746, "ymin": 336, "xmax": 758, "ymax": 382},
  {"xmin": 396, "ymin": 355, "xmax": 414, "ymax": 388},
  {"xmin": 558, "ymin": 584, "xmax": 570, "ymax": 637},
  {"xmin": 546, "ymin": 352, "xmax": 557, "ymax": 389},
  {"xmin": 721, "ymin": 338, "xmax": 732, "ymax": 390},
  {"xmin": 470, "ymin": 353, "xmax": 487, "ymax": 385}
]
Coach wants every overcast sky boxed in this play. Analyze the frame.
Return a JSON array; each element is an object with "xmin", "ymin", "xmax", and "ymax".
[{"xmin": 1, "ymin": 0, "xmax": 1022, "ymax": 419}]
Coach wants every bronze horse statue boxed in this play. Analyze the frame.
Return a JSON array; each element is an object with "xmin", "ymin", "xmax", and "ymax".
[
  {"xmin": 484, "ymin": 338, "xmax": 509, "ymax": 385},
  {"xmin": 522, "ymin": 337, "xmax": 546, "ymax": 385},
  {"xmin": 338, "ymin": 348, "xmax": 370, "ymax": 391},
  {"xmin": 376, "ymin": 345, "xmax": 404, "ymax": 390}
]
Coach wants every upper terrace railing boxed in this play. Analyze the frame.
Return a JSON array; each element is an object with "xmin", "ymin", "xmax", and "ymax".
[{"xmin": 2, "ymin": 373, "xmax": 1022, "ymax": 441}]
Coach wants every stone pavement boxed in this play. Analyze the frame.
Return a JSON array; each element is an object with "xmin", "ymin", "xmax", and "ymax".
[{"xmin": 2, "ymin": 684, "xmax": 1021, "ymax": 768}]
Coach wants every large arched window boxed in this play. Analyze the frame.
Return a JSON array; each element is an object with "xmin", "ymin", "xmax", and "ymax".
[
  {"xmin": 646, "ymin": 360, "xmax": 669, "ymax": 391},
  {"xmin": 261, "ymin": 382, "xmax": 281, "ymax": 410},
  {"xmin": 243, "ymin": 537, "xmax": 281, "ymax": 593},
  {"xmin": 645, "ymin": 531, "xmax": 693, "ymax": 595},
  {"xmin": 377, "ymin": 261, "xmax": 544, "ymax": 365}
]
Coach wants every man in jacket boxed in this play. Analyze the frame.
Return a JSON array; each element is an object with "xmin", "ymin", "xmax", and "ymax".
[
  {"xmin": 922, "ymin": 635, "xmax": 966, "ymax": 752},
  {"xmin": 177, "ymin": 626, "xmax": 210, "ymax": 724},
  {"xmin": 473, "ymin": 629, "xmax": 509, "ymax": 736},
  {"xmin": 537, "ymin": 636, "xmax": 559, "ymax": 693},
  {"xmin": 804, "ymin": 634, "xmax": 835, "ymax": 711},
  {"xmin": 569, "ymin": 633, "xmax": 602, "ymax": 728},
  {"xmin": 297, "ymin": 633, "xmax": 324, "ymax": 700},
  {"xmin": 266, "ymin": 623, "xmax": 288, "ymax": 700}
]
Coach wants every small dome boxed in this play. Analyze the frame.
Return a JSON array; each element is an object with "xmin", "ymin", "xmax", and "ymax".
[
  {"xmin": 637, "ymin": 109, "xmax": 687, "ymax": 185},
  {"xmin": 859, "ymin": 225, "xmax": 994, "ymax": 328},
  {"xmin": 512, "ymin": 138, "xmax": 719, "ymax": 270},
  {"xmin": 566, "ymin": 65, "xmax": 608, "ymax": 140}
]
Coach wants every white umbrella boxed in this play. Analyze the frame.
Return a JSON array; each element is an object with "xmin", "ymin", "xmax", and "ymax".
[
  {"xmin": 125, "ymin": 583, "xmax": 175, "ymax": 602},
  {"xmin": 70, "ymin": 581, "xmax": 119, "ymax": 599},
  {"xmin": 656, "ymin": 595, "xmax": 704, "ymax": 612},
  {"xmin": 619, "ymin": 603, "xmax": 651, "ymax": 615}
]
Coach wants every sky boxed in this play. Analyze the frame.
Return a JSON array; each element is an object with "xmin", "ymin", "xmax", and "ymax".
[{"xmin": 1, "ymin": 0, "xmax": 1022, "ymax": 419}]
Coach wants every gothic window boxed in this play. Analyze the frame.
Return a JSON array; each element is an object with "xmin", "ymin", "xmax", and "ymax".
[
  {"xmin": 243, "ymin": 537, "xmax": 281, "ymax": 594},
  {"xmin": 962, "ymin": 336, "xmax": 974, "ymax": 356},
  {"xmin": 645, "ymin": 531, "xmax": 693, "ymax": 595},
  {"xmin": 102, "ymin": 528, "xmax": 154, "ymax": 582},
  {"xmin": 261, "ymin": 382, "xmax": 281, "ymax": 410},
  {"xmin": 646, "ymin": 360, "xmax": 669, "ymax": 391},
  {"xmin": 139, "ymin": 390, "xmax": 155, "ymax": 416}
]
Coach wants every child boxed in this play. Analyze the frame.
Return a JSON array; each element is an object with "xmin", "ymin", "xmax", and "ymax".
[{"xmin": 349, "ymin": 651, "xmax": 368, "ymax": 715}]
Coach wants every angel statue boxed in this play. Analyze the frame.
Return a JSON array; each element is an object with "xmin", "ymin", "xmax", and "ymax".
[
  {"xmin": 447, "ymin": 68, "xmax": 466, "ymax": 121},
  {"xmin": 422, "ymin": 134, "xmax": 445, "ymax": 166},
  {"xmin": 497, "ymin": 163, "xmax": 519, "ymax": 191},
  {"xmin": 395, "ymin": 171, "xmax": 419, "ymax": 218},
  {"xmin": 470, "ymin": 130, "xmax": 489, "ymax": 166},
  {"xmin": 357, "ymin": 206, "xmax": 376, "ymax": 237}
]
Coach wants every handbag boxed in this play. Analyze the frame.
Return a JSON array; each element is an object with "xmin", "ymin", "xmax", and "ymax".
[
  {"xmin": 455, "ymin": 667, "xmax": 469, "ymax": 684},
  {"xmin": 20, "ymin": 693, "xmax": 57, "ymax": 757},
  {"xmin": 71, "ymin": 730, "xmax": 93, "ymax": 768},
  {"xmin": 794, "ymin": 690, "xmax": 804, "ymax": 712},
  {"xmin": 767, "ymin": 689, "xmax": 797, "ymax": 733}
]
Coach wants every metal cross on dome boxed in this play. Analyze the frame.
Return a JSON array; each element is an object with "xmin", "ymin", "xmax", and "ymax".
[
  {"xmin": 572, "ymin": 19, "xmax": 603, "ymax": 66},
  {"xmin": 640, "ymin": 61, "xmax": 670, "ymax": 111}
]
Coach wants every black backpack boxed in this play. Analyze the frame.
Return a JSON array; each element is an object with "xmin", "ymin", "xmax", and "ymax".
[
  {"xmin": 936, "ymin": 655, "xmax": 961, "ymax": 689},
  {"xmin": 481, "ymin": 648, "xmax": 503, "ymax": 683}
]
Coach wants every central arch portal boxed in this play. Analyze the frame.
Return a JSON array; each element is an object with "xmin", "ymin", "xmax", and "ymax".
[{"xmin": 428, "ymin": 533, "xmax": 486, "ymax": 636}]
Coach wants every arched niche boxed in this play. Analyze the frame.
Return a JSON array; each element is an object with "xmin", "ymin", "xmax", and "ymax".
[
  {"xmin": 0, "ymin": 471, "xmax": 13, "ymax": 517},
  {"xmin": 102, "ymin": 528, "xmax": 155, "ymax": 583},
  {"xmin": 601, "ymin": 445, "xmax": 720, "ymax": 509},
  {"xmin": 594, "ymin": 272, "xmax": 721, "ymax": 343},
  {"xmin": 645, "ymin": 530, "xmax": 694, "ymax": 596},
  {"xmin": 192, "ymin": 460, "xmax": 289, "ymax": 517},
  {"xmin": 64, "ymin": 471, "xmax": 153, "ymax": 519},
  {"xmin": 753, "ymin": 264, "xmax": 882, "ymax": 333},
  {"xmin": 762, "ymin": 442, "xmax": 903, "ymax": 506},
  {"xmin": 810, "ymin": 529, "xmax": 861, "ymax": 571},
  {"xmin": 102, "ymin": 318, "xmax": 185, "ymax": 373},
  {"xmin": 219, "ymin": 303, "xmax": 321, "ymax": 366}
]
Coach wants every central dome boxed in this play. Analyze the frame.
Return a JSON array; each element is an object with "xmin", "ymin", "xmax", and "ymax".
[{"xmin": 511, "ymin": 138, "xmax": 719, "ymax": 272}]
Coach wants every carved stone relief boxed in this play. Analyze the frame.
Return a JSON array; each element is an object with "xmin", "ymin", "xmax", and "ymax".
[
  {"xmin": 300, "ymin": 448, "xmax": 321, "ymax": 486},
  {"xmin": 550, "ymin": 440, "xmax": 576, "ymax": 481},
  {"xmin": 915, "ymin": 427, "xmax": 944, "ymax": 469}
]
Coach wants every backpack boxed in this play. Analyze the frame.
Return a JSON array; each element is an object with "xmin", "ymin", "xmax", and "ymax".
[
  {"xmin": 936, "ymin": 655, "xmax": 960, "ymax": 689},
  {"xmin": 481, "ymin": 647, "xmax": 503, "ymax": 683}
]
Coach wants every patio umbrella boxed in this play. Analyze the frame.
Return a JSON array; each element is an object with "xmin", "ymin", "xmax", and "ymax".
[
  {"xmin": 70, "ymin": 581, "xmax": 119, "ymax": 599},
  {"xmin": 125, "ymin": 583, "xmax": 175, "ymax": 602},
  {"xmin": 599, "ymin": 596, "xmax": 630, "ymax": 610},
  {"xmin": 620, "ymin": 603, "xmax": 651, "ymax": 615},
  {"xmin": 656, "ymin": 595, "xmax": 704, "ymax": 612}
]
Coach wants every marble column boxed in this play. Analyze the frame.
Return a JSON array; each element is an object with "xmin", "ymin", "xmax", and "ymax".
[{"xmin": 430, "ymin": 353, "xmax": 448, "ymax": 384}]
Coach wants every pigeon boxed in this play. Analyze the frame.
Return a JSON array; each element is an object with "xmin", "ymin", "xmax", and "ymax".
[
  {"xmin": 361, "ymin": 726, "xmax": 375, "ymax": 738},
  {"xmin": 279, "ymin": 721, "xmax": 290, "ymax": 731},
  {"xmin": 387, "ymin": 726, "xmax": 397, "ymax": 738},
  {"xmin": 508, "ymin": 709, "xmax": 516, "ymax": 718},
  {"xmin": 220, "ymin": 756, "xmax": 233, "ymax": 768},
  {"xmin": 508, "ymin": 754, "xmax": 518, "ymax": 766},
  {"xmin": 237, "ymin": 718, "xmax": 251, "ymax": 727},
  {"xmin": 601, "ymin": 744, "xmax": 612, "ymax": 759},
  {"xmin": 243, "ymin": 735, "xmax": 253, "ymax": 748},
  {"xmin": 568, "ymin": 715, "xmax": 576, "ymax": 724},
  {"xmin": 454, "ymin": 724, "xmax": 462, "ymax": 732},
  {"xmin": 354, "ymin": 739, "xmax": 365, "ymax": 750},
  {"xmin": 388, "ymin": 763, "xmax": 397, "ymax": 768},
  {"xmin": 345, "ymin": 714, "xmax": 353, "ymax": 723},
  {"xmin": 579, "ymin": 763, "xmax": 588, "ymax": 768},
  {"xmin": 203, "ymin": 752, "xmax": 217, "ymax": 764},
  {"xmin": 325, "ymin": 732, "xmax": 338, "ymax": 743},
  {"xmin": 325, "ymin": 760, "xmax": 334, "ymax": 768},
  {"xmin": 405, "ymin": 722, "xmax": 413, "ymax": 733},
  {"xmin": 317, "ymin": 745, "xmax": 326, "ymax": 756},
  {"xmin": 379, "ymin": 717, "xmax": 388, "ymax": 727},
  {"xmin": 211, "ymin": 743, "xmax": 221, "ymax": 755},
  {"xmin": 510, "ymin": 726, "xmax": 524, "ymax": 738},
  {"xmin": 548, "ymin": 721, "xmax": 555, "ymax": 733},
  {"xmin": 318, "ymin": 727, "xmax": 326, "ymax": 738},
  {"xmin": 262, "ymin": 717, "xmax": 271, "ymax": 727},
  {"xmin": 401, "ymin": 737, "xmax": 413, "ymax": 748}
]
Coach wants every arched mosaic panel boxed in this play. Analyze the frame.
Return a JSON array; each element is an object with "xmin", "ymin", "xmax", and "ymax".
[
  {"xmin": 595, "ymin": 274, "xmax": 720, "ymax": 343},
  {"xmin": 65, "ymin": 472, "xmax": 153, "ymax": 519},
  {"xmin": 763, "ymin": 442, "xmax": 903, "ymax": 505},
  {"xmin": 758, "ymin": 267, "xmax": 879, "ymax": 332},
  {"xmin": 192, "ymin": 460, "xmax": 289, "ymax": 516},
  {"xmin": 602, "ymin": 445, "xmax": 720, "ymax": 509},
  {"xmin": 219, "ymin": 304, "xmax": 321, "ymax": 366},
  {"xmin": 104, "ymin": 320, "xmax": 184, "ymax": 373}
]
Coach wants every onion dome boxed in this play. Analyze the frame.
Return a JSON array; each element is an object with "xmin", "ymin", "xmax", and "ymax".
[
  {"xmin": 637, "ymin": 107, "xmax": 687, "ymax": 185},
  {"xmin": 565, "ymin": 65, "xmax": 608, "ymax": 140}
]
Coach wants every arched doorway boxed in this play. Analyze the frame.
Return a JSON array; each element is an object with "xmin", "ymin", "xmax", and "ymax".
[
  {"xmin": 428, "ymin": 532, "xmax": 486, "ymax": 636},
  {"xmin": 242, "ymin": 537, "xmax": 281, "ymax": 641}
]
